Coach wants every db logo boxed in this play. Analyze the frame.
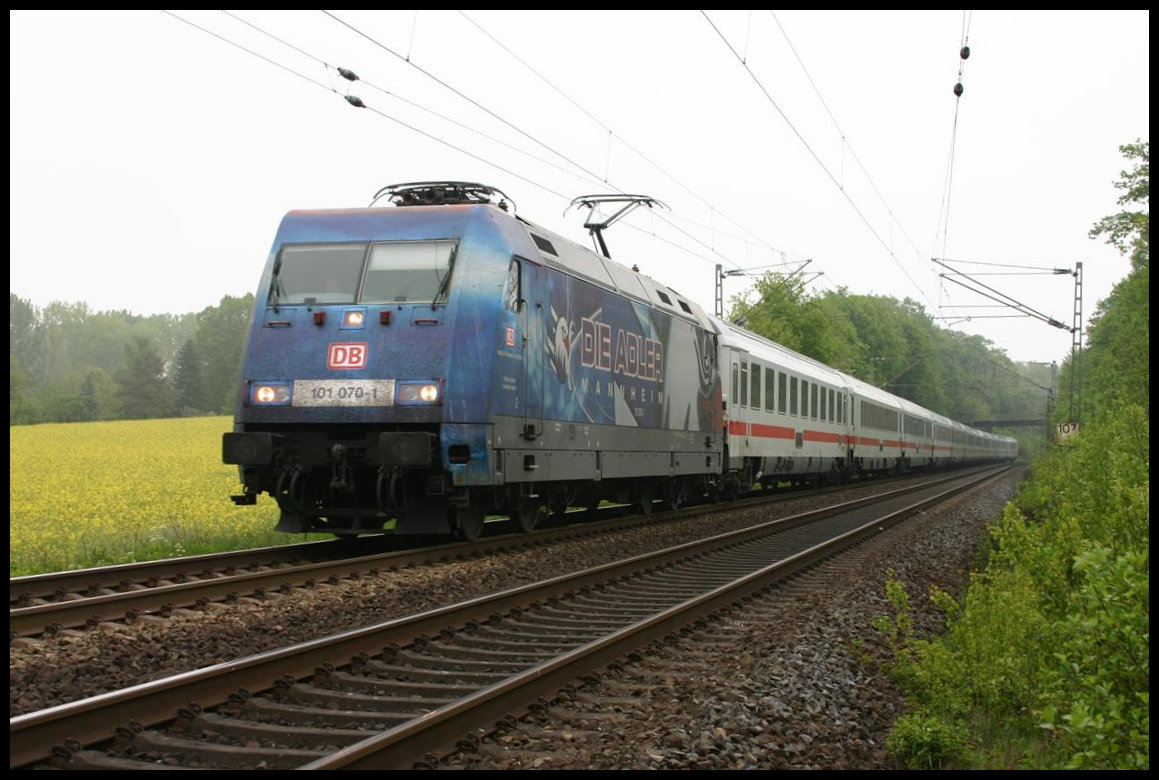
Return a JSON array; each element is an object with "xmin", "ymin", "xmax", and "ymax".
[
  {"xmin": 327, "ymin": 342, "xmax": 367, "ymax": 370},
  {"xmin": 505, "ymin": 326, "xmax": 516, "ymax": 347}
]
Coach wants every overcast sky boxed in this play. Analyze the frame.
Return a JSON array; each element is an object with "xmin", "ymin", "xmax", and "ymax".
[{"xmin": 9, "ymin": 10, "xmax": 1149, "ymax": 364}]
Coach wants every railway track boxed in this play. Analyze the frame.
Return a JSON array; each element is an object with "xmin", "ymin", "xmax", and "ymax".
[
  {"xmin": 11, "ymin": 465, "xmax": 1010, "ymax": 770},
  {"xmin": 10, "ymin": 470, "xmax": 965, "ymax": 639}
]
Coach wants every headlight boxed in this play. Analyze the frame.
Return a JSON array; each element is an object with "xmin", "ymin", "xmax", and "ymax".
[
  {"xmin": 396, "ymin": 381, "xmax": 441, "ymax": 405},
  {"xmin": 249, "ymin": 381, "xmax": 292, "ymax": 406},
  {"xmin": 341, "ymin": 308, "xmax": 366, "ymax": 329}
]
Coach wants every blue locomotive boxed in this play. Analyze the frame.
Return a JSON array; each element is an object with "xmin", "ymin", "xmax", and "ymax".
[
  {"xmin": 224, "ymin": 182, "xmax": 724, "ymax": 539},
  {"xmin": 225, "ymin": 182, "xmax": 1015, "ymax": 539}
]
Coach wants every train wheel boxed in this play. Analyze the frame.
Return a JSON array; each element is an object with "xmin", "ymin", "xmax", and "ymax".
[
  {"xmin": 512, "ymin": 496, "xmax": 545, "ymax": 533},
  {"xmin": 636, "ymin": 484, "xmax": 655, "ymax": 515},
  {"xmin": 452, "ymin": 504, "xmax": 485, "ymax": 541},
  {"xmin": 664, "ymin": 480, "xmax": 685, "ymax": 512}
]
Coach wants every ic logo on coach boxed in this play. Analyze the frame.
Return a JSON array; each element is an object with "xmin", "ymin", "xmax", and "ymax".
[{"xmin": 328, "ymin": 342, "xmax": 367, "ymax": 370}]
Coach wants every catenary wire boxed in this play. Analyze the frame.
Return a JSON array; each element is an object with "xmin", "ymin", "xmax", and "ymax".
[{"xmin": 701, "ymin": 11, "xmax": 937, "ymax": 312}]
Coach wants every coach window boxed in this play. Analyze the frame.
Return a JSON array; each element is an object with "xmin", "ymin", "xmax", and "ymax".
[
  {"xmin": 740, "ymin": 361, "xmax": 749, "ymax": 407},
  {"xmin": 820, "ymin": 385, "xmax": 827, "ymax": 421},
  {"xmin": 837, "ymin": 392, "xmax": 843, "ymax": 423},
  {"xmin": 829, "ymin": 389, "xmax": 836, "ymax": 422},
  {"xmin": 765, "ymin": 368, "xmax": 775, "ymax": 411},
  {"xmin": 789, "ymin": 376, "xmax": 798, "ymax": 416},
  {"xmin": 731, "ymin": 363, "xmax": 739, "ymax": 405},
  {"xmin": 778, "ymin": 372, "xmax": 787, "ymax": 414},
  {"xmin": 750, "ymin": 361, "xmax": 761, "ymax": 412},
  {"xmin": 810, "ymin": 384, "xmax": 818, "ymax": 420}
]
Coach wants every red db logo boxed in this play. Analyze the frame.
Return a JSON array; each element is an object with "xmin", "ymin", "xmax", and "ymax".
[{"xmin": 327, "ymin": 342, "xmax": 367, "ymax": 370}]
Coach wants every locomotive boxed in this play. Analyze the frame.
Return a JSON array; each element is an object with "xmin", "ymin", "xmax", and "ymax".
[{"xmin": 223, "ymin": 182, "xmax": 1016, "ymax": 539}]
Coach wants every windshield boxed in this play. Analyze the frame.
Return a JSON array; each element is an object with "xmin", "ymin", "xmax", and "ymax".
[
  {"xmin": 269, "ymin": 240, "xmax": 457, "ymax": 306},
  {"xmin": 362, "ymin": 241, "xmax": 455, "ymax": 304},
  {"xmin": 271, "ymin": 244, "xmax": 364, "ymax": 305}
]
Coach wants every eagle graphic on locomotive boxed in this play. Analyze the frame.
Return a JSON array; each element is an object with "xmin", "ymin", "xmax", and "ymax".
[{"xmin": 223, "ymin": 182, "xmax": 1016, "ymax": 540}]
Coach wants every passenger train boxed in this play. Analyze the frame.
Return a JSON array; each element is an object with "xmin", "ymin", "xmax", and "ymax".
[{"xmin": 223, "ymin": 182, "xmax": 1017, "ymax": 539}]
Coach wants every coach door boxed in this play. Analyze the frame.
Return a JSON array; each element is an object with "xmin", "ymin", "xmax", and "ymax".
[{"xmin": 517, "ymin": 257, "xmax": 543, "ymax": 440}]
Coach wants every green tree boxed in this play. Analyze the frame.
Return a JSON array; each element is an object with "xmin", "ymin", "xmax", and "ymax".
[
  {"xmin": 1088, "ymin": 140, "xmax": 1149, "ymax": 271},
  {"xmin": 195, "ymin": 294, "xmax": 253, "ymax": 414},
  {"xmin": 727, "ymin": 271, "xmax": 814, "ymax": 352},
  {"xmin": 1057, "ymin": 141, "xmax": 1150, "ymax": 421},
  {"xmin": 10, "ymin": 293, "xmax": 38, "ymax": 362},
  {"xmin": 173, "ymin": 339, "xmax": 205, "ymax": 414},
  {"xmin": 10, "ymin": 353, "xmax": 33, "ymax": 424},
  {"xmin": 116, "ymin": 336, "xmax": 175, "ymax": 419},
  {"xmin": 78, "ymin": 367, "xmax": 116, "ymax": 421}
]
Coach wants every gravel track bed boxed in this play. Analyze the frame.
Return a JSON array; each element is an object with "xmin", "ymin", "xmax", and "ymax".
[
  {"xmin": 440, "ymin": 468, "xmax": 1024, "ymax": 770},
  {"xmin": 10, "ymin": 470, "xmax": 1018, "ymax": 730}
]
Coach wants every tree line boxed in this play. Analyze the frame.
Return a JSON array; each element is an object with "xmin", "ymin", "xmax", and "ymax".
[
  {"xmin": 10, "ymin": 294, "xmax": 253, "ymax": 424},
  {"xmin": 12, "ymin": 283, "xmax": 1049, "ymax": 432},
  {"xmin": 20, "ymin": 138, "xmax": 1142, "ymax": 433},
  {"xmin": 10, "ymin": 287, "xmax": 1056, "ymax": 432}
]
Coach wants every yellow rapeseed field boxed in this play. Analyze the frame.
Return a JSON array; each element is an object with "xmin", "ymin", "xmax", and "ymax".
[{"xmin": 10, "ymin": 417, "xmax": 289, "ymax": 576}]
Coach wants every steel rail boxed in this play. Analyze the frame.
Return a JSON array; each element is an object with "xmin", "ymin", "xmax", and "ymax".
[
  {"xmin": 11, "ymin": 466, "xmax": 1008, "ymax": 769},
  {"xmin": 11, "ymin": 469, "xmax": 983, "ymax": 637}
]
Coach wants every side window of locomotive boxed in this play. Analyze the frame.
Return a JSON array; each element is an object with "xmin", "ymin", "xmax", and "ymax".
[
  {"xmin": 503, "ymin": 259, "xmax": 521, "ymax": 311},
  {"xmin": 778, "ymin": 372, "xmax": 787, "ymax": 414},
  {"xmin": 765, "ymin": 368, "xmax": 775, "ymax": 412},
  {"xmin": 740, "ymin": 361, "xmax": 749, "ymax": 407},
  {"xmin": 270, "ymin": 243, "xmax": 365, "ymax": 305},
  {"xmin": 361, "ymin": 240, "xmax": 457, "ymax": 304},
  {"xmin": 750, "ymin": 361, "xmax": 761, "ymax": 412},
  {"xmin": 789, "ymin": 376, "xmax": 798, "ymax": 416}
]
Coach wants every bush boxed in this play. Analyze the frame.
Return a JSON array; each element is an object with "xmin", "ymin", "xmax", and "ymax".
[
  {"xmin": 887, "ymin": 713, "xmax": 967, "ymax": 769},
  {"xmin": 882, "ymin": 405, "xmax": 1149, "ymax": 769}
]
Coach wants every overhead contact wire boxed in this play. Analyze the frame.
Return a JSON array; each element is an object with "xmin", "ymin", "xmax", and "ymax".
[
  {"xmin": 458, "ymin": 11, "xmax": 781, "ymax": 256},
  {"xmin": 701, "ymin": 11, "xmax": 936, "ymax": 311},
  {"xmin": 164, "ymin": 11, "xmax": 572, "ymax": 203}
]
